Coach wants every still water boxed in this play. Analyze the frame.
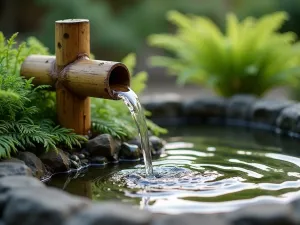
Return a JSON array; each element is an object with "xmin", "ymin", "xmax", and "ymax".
[{"xmin": 49, "ymin": 126, "xmax": 300, "ymax": 214}]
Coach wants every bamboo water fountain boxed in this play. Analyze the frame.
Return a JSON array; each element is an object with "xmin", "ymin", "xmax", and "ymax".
[{"xmin": 21, "ymin": 19, "xmax": 130, "ymax": 135}]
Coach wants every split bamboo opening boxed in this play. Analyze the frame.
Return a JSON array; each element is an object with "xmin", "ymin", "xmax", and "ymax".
[{"xmin": 20, "ymin": 19, "xmax": 130, "ymax": 135}]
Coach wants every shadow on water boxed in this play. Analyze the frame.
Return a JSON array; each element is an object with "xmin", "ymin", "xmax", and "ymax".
[{"xmin": 47, "ymin": 125, "xmax": 300, "ymax": 213}]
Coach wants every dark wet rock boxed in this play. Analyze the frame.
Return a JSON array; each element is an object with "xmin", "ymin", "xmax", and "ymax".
[
  {"xmin": 143, "ymin": 94, "xmax": 183, "ymax": 122},
  {"xmin": 82, "ymin": 150, "xmax": 90, "ymax": 158},
  {"xmin": 78, "ymin": 154, "xmax": 85, "ymax": 160},
  {"xmin": 70, "ymin": 160, "xmax": 80, "ymax": 169},
  {"xmin": 183, "ymin": 97, "xmax": 227, "ymax": 123},
  {"xmin": 250, "ymin": 100, "xmax": 294, "ymax": 126},
  {"xmin": 149, "ymin": 136, "xmax": 166, "ymax": 155},
  {"xmin": 128, "ymin": 137, "xmax": 141, "ymax": 149},
  {"xmin": 40, "ymin": 149, "xmax": 70, "ymax": 173},
  {"xmin": 226, "ymin": 95, "xmax": 257, "ymax": 122},
  {"xmin": 227, "ymin": 203, "xmax": 295, "ymax": 225},
  {"xmin": 86, "ymin": 134, "xmax": 120, "ymax": 162},
  {"xmin": 90, "ymin": 156, "xmax": 107, "ymax": 165},
  {"xmin": 153, "ymin": 214, "xmax": 227, "ymax": 225},
  {"xmin": 3, "ymin": 187, "xmax": 89, "ymax": 225},
  {"xmin": 81, "ymin": 159, "xmax": 89, "ymax": 166},
  {"xmin": 17, "ymin": 152, "xmax": 45, "ymax": 179},
  {"xmin": 0, "ymin": 162, "xmax": 32, "ymax": 178},
  {"xmin": 70, "ymin": 155, "xmax": 80, "ymax": 162},
  {"xmin": 276, "ymin": 104, "xmax": 300, "ymax": 133},
  {"xmin": 0, "ymin": 176, "xmax": 44, "ymax": 193},
  {"xmin": 119, "ymin": 143, "xmax": 140, "ymax": 161},
  {"xmin": 64, "ymin": 202, "xmax": 151, "ymax": 225}
]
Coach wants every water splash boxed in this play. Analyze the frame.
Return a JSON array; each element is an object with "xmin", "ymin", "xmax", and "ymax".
[{"xmin": 113, "ymin": 87, "xmax": 153, "ymax": 176}]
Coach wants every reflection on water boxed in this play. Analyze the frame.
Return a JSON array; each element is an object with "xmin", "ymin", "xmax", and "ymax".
[{"xmin": 48, "ymin": 126, "xmax": 300, "ymax": 214}]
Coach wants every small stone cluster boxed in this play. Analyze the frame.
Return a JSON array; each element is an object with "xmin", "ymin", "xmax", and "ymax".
[
  {"xmin": 143, "ymin": 94, "xmax": 300, "ymax": 136},
  {"xmin": 0, "ymin": 133, "xmax": 165, "ymax": 179}
]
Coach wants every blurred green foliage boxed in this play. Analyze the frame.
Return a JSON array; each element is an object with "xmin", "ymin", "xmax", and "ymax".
[
  {"xmin": 148, "ymin": 11, "xmax": 300, "ymax": 96},
  {"xmin": 32, "ymin": 0, "xmax": 300, "ymax": 60}
]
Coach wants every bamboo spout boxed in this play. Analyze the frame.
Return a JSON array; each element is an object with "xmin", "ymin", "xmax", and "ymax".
[
  {"xmin": 20, "ymin": 19, "xmax": 130, "ymax": 135},
  {"xmin": 20, "ymin": 55, "xmax": 130, "ymax": 99}
]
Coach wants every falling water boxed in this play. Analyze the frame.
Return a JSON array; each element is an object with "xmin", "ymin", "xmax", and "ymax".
[{"xmin": 112, "ymin": 86, "xmax": 153, "ymax": 176}]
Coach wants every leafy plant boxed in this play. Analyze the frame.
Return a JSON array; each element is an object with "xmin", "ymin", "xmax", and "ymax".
[
  {"xmin": 91, "ymin": 53, "xmax": 167, "ymax": 140},
  {"xmin": 148, "ymin": 11, "xmax": 300, "ymax": 97},
  {"xmin": 0, "ymin": 32, "xmax": 85, "ymax": 158}
]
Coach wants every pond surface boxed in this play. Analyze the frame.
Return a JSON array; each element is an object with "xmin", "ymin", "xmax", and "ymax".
[{"xmin": 48, "ymin": 126, "xmax": 300, "ymax": 214}]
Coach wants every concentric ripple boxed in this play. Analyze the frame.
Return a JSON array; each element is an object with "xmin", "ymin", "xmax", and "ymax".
[{"xmin": 92, "ymin": 137, "xmax": 300, "ymax": 213}]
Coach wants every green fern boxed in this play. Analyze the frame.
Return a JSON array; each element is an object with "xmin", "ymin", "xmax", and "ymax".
[
  {"xmin": 148, "ymin": 11, "xmax": 300, "ymax": 96},
  {"xmin": 91, "ymin": 53, "xmax": 167, "ymax": 139},
  {"xmin": 0, "ymin": 32, "xmax": 86, "ymax": 158}
]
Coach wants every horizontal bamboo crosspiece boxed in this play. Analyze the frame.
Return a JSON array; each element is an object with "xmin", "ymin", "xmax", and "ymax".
[{"xmin": 20, "ymin": 19, "xmax": 130, "ymax": 135}]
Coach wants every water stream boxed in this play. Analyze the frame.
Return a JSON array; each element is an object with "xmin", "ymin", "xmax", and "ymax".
[{"xmin": 112, "ymin": 87, "xmax": 153, "ymax": 176}]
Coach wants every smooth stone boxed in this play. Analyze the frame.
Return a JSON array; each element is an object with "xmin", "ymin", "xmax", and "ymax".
[
  {"xmin": 90, "ymin": 156, "xmax": 107, "ymax": 165},
  {"xmin": 250, "ymin": 99, "xmax": 294, "ymax": 126},
  {"xmin": 70, "ymin": 155, "xmax": 80, "ymax": 162},
  {"xmin": 183, "ymin": 97, "xmax": 227, "ymax": 123},
  {"xmin": 78, "ymin": 154, "xmax": 85, "ymax": 160},
  {"xmin": 149, "ymin": 136, "xmax": 166, "ymax": 155},
  {"xmin": 70, "ymin": 160, "xmax": 80, "ymax": 169},
  {"xmin": 119, "ymin": 143, "xmax": 140, "ymax": 161},
  {"xmin": 153, "ymin": 214, "xmax": 227, "ymax": 225},
  {"xmin": 226, "ymin": 94, "xmax": 257, "ymax": 121},
  {"xmin": 227, "ymin": 203, "xmax": 295, "ymax": 225},
  {"xmin": 64, "ymin": 202, "xmax": 151, "ymax": 225},
  {"xmin": 0, "ymin": 162, "xmax": 32, "ymax": 178},
  {"xmin": 40, "ymin": 149, "xmax": 70, "ymax": 173},
  {"xmin": 276, "ymin": 104, "xmax": 300, "ymax": 133},
  {"xmin": 86, "ymin": 134, "xmax": 120, "ymax": 162},
  {"xmin": 17, "ymin": 152, "xmax": 45, "ymax": 179},
  {"xmin": 0, "ymin": 176, "xmax": 45, "ymax": 214},
  {"xmin": 3, "ymin": 187, "xmax": 89, "ymax": 225},
  {"xmin": 0, "ymin": 176, "xmax": 44, "ymax": 193}
]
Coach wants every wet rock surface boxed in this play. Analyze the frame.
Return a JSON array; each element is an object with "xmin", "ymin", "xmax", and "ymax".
[
  {"xmin": 119, "ymin": 143, "xmax": 140, "ymax": 161},
  {"xmin": 17, "ymin": 152, "xmax": 45, "ymax": 179},
  {"xmin": 86, "ymin": 134, "xmax": 120, "ymax": 162},
  {"xmin": 40, "ymin": 148, "xmax": 70, "ymax": 173}
]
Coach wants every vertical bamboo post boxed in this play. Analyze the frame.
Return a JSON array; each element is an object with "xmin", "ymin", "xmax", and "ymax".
[{"xmin": 55, "ymin": 19, "xmax": 91, "ymax": 135}]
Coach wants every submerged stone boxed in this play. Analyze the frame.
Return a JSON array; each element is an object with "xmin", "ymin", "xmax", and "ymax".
[
  {"xmin": 3, "ymin": 187, "xmax": 89, "ymax": 225},
  {"xmin": 119, "ymin": 143, "xmax": 140, "ymax": 161},
  {"xmin": 40, "ymin": 148, "xmax": 70, "ymax": 173},
  {"xmin": 17, "ymin": 152, "xmax": 45, "ymax": 179},
  {"xmin": 86, "ymin": 134, "xmax": 120, "ymax": 162},
  {"xmin": 0, "ymin": 162, "xmax": 32, "ymax": 178},
  {"xmin": 64, "ymin": 202, "xmax": 151, "ymax": 225}
]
